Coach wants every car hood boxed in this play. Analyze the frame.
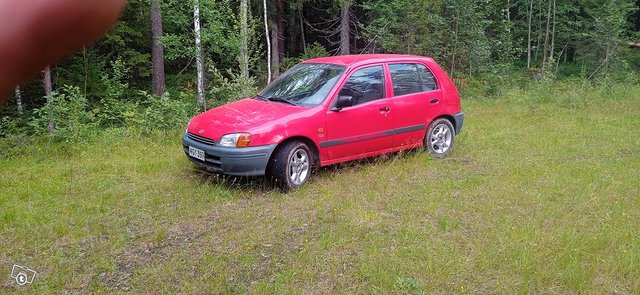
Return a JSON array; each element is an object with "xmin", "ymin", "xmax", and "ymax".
[{"xmin": 187, "ymin": 98, "xmax": 305, "ymax": 141}]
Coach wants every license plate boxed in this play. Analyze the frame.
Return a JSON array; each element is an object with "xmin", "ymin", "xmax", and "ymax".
[{"xmin": 188, "ymin": 146, "xmax": 205, "ymax": 161}]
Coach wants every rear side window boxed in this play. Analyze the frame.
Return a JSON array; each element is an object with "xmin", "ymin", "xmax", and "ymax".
[
  {"xmin": 338, "ymin": 65, "xmax": 385, "ymax": 106},
  {"xmin": 417, "ymin": 64, "xmax": 437, "ymax": 91},
  {"xmin": 389, "ymin": 63, "xmax": 438, "ymax": 96}
]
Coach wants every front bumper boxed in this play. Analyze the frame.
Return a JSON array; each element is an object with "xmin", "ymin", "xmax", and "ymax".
[
  {"xmin": 182, "ymin": 133, "xmax": 277, "ymax": 176},
  {"xmin": 453, "ymin": 112, "xmax": 464, "ymax": 135}
]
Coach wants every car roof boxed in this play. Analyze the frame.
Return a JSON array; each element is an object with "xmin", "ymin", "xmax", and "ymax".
[{"xmin": 303, "ymin": 54, "xmax": 433, "ymax": 68}]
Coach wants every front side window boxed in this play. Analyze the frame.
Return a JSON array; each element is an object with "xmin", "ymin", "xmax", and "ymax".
[
  {"xmin": 259, "ymin": 63, "xmax": 346, "ymax": 107},
  {"xmin": 338, "ymin": 65, "xmax": 385, "ymax": 106},
  {"xmin": 389, "ymin": 63, "xmax": 438, "ymax": 96}
]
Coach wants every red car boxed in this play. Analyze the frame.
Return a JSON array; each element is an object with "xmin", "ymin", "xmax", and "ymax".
[{"xmin": 184, "ymin": 54, "xmax": 464, "ymax": 191}]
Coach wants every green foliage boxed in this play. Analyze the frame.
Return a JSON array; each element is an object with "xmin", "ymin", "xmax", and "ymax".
[
  {"xmin": 28, "ymin": 86, "xmax": 97, "ymax": 142},
  {"xmin": 135, "ymin": 91, "xmax": 198, "ymax": 131},
  {"xmin": 280, "ymin": 42, "xmax": 330, "ymax": 71},
  {"xmin": 207, "ymin": 66, "xmax": 258, "ymax": 106},
  {"xmin": 363, "ymin": 0, "xmax": 494, "ymax": 76},
  {"xmin": 2, "ymin": 62, "xmax": 196, "ymax": 141},
  {"xmin": 0, "ymin": 116, "xmax": 27, "ymax": 138},
  {"xmin": 162, "ymin": 0, "xmax": 242, "ymax": 71},
  {"xmin": 395, "ymin": 277, "xmax": 424, "ymax": 294},
  {"xmin": 0, "ymin": 98, "xmax": 29, "ymax": 137},
  {"xmin": 572, "ymin": 0, "xmax": 638, "ymax": 78},
  {"xmin": 94, "ymin": 59, "xmax": 136, "ymax": 128}
]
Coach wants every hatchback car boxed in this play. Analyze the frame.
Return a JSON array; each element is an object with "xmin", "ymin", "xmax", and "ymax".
[{"xmin": 183, "ymin": 54, "xmax": 464, "ymax": 191}]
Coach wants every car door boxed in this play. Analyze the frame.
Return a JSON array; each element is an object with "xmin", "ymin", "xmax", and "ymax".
[
  {"xmin": 388, "ymin": 63, "xmax": 444, "ymax": 147},
  {"xmin": 324, "ymin": 65, "xmax": 393, "ymax": 161}
]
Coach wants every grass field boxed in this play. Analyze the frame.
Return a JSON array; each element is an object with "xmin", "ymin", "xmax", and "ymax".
[{"xmin": 1, "ymin": 83, "xmax": 639, "ymax": 294}]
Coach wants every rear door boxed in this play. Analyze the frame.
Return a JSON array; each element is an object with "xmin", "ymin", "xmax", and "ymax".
[
  {"xmin": 324, "ymin": 65, "xmax": 393, "ymax": 161},
  {"xmin": 388, "ymin": 63, "xmax": 444, "ymax": 147}
]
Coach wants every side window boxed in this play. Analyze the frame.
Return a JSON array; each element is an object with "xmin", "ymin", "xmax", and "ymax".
[
  {"xmin": 389, "ymin": 64, "xmax": 421, "ymax": 96},
  {"xmin": 338, "ymin": 65, "xmax": 385, "ymax": 106},
  {"xmin": 389, "ymin": 63, "xmax": 438, "ymax": 96},
  {"xmin": 417, "ymin": 64, "xmax": 438, "ymax": 91}
]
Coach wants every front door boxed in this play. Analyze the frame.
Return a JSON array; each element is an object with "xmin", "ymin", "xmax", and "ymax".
[{"xmin": 324, "ymin": 65, "xmax": 393, "ymax": 161}]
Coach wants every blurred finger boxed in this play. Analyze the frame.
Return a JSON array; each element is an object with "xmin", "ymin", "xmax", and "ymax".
[{"xmin": 0, "ymin": 0, "xmax": 127, "ymax": 104}]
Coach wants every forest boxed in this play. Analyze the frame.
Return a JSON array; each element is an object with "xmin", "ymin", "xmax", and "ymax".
[{"xmin": 0, "ymin": 0, "xmax": 639, "ymax": 139}]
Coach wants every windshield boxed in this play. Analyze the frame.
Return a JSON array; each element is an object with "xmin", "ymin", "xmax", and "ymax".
[{"xmin": 258, "ymin": 63, "xmax": 346, "ymax": 107}]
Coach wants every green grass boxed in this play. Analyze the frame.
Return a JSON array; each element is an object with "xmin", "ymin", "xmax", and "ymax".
[{"xmin": 1, "ymin": 83, "xmax": 639, "ymax": 294}]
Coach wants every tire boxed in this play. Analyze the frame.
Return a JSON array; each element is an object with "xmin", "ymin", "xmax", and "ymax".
[
  {"xmin": 267, "ymin": 141, "xmax": 313, "ymax": 192},
  {"xmin": 424, "ymin": 118, "xmax": 456, "ymax": 158}
]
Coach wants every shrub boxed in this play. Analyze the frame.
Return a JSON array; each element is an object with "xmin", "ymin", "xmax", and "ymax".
[
  {"xmin": 94, "ymin": 58, "xmax": 135, "ymax": 127},
  {"xmin": 207, "ymin": 66, "xmax": 258, "ymax": 107},
  {"xmin": 27, "ymin": 85, "xmax": 97, "ymax": 142},
  {"xmin": 135, "ymin": 91, "xmax": 198, "ymax": 131},
  {"xmin": 280, "ymin": 42, "xmax": 329, "ymax": 72}
]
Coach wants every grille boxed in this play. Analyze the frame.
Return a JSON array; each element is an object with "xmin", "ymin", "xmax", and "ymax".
[{"xmin": 187, "ymin": 132, "xmax": 217, "ymax": 145}]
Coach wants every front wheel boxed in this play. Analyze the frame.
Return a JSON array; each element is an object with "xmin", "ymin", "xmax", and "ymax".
[
  {"xmin": 267, "ymin": 141, "xmax": 313, "ymax": 192},
  {"xmin": 424, "ymin": 118, "xmax": 455, "ymax": 158}
]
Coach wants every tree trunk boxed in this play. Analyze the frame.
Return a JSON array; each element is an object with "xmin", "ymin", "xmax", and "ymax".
[
  {"xmin": 542, "ymin": 0, "xmax": 551, "ymax": 69},
  {"xmin": 527, "ymin": 0, "xmax": 533, "ymax": 68},
  {"xmin": 270, "ymin": 21, "xmax": 280, "ymax": 78},
  {"xmin": 43, "ymin": 67, "xmax": 54, "ymax": 133},
  {"xmin": 43, "ymin": 67, "xmax": 52, "ymax": 96},
  {"xmin": 450, "ymin": 9, "xmax": 459, "ymax": 78},
  {"xmin": 151, "ymin": 0, "xmax": 166, "ymax": 95},
  {"xmin": 83, "ymin": 47, "xmax": 88, "ymax": 97},
  {"xmin": 339, "ymin": 1, "xmax": 351, "ymax": 55},
  {"xmin": 534, "ymin": 0, "xmax": 543, "ymax": 61},
  {"xmin": 549, "ymin": 0, "xmax": 556, "ymax": 61},
  {"xmin": 193, "ymin": 0, "xmax": 206, "ymax": 111},
  {"xmin": 299, "ymin": 8, "xmax": 306, "ymax": 52},
  {"xmin": 239, "ymin": 0, "xmax": 249, "ymax": 96},
  {"xmin": 275, "ymin": 0, "xmax": 285, "ymax": 61},
  {"xmin": 287, "ymin": 4, "xmax": 300, "ymax": 54},
  {"xmin": 263, "ymin": 0, "xmax": 272, "ymax": 83},
  {"xmin": 14, "ymin": 86, "xmax": 23, "ymax": 114}
]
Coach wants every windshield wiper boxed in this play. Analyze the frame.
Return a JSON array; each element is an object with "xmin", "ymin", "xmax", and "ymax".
[{"xmin": 266, "ymin": 96, "xmax": 297, "ymax": 106}]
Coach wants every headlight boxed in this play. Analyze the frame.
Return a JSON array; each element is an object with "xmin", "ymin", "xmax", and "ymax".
[{"xmin": 219, "ymin": 133, "xmax": 252, "ymax": 148}]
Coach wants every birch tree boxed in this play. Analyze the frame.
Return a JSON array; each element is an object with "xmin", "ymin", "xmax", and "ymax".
[
  {"xmin": 43, "ymin": 67, "xmax": 54, "ymax": 133},
  {"xmin": 527, "ymin": 0, "xmax": 533, "ymax": 68},
  {"xmin": 263, "ymin": 0, "xmax": 272, "ymax": 83},
  {"xmin": 239, "ymin": 0, "xmax": 250, "ymax": 95},
  {"xmin": 542, "ymin": 0, "xmax": 551, "ymax": 68},
  {"xmin": 14, "ymin": 86, "xmax": 23, "ymax": 114},
  {"xmin": 193, "ymin": 0, "xmax": 206, "ymax": 111}
]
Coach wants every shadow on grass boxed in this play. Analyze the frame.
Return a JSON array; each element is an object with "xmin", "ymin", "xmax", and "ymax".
[
  {"xmin": 188, "ymin": 149, "xmax": 424, "ymax": 192},
  {"xmin": 191, "ymin": 167, "xmax": 271, "ymax": 191}
]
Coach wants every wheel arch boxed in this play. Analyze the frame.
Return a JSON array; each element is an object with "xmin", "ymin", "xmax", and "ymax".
[
  {"xmin": 269, "ymin": 136, "xmax": 321, "ymax": 169},
  {"xmin": 432, "ymin": 114, "xmax": 457, "ymax": 132}
]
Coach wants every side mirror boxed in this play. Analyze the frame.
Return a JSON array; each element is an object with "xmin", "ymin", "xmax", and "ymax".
[{"xmin": 331, "ymin": 95, "xmax": 354, "ymax": 111}]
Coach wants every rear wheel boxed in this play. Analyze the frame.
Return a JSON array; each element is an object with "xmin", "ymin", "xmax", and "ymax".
[
  {"xmin": 425, "ymin": 118, "xmax": 455, "ymax": 158},
  {"xmin": 267, "ymin": 141, "xmax": 312, "ymax": 192}
]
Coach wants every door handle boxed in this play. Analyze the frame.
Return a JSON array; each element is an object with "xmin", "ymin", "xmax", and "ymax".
[
  {"xmin": 429, "ymin": 98, "xmax": 439, "ymax": 103},
  {"xmin": 379, "ymin": 106, "xmax": 390, "ymax": 112}
]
